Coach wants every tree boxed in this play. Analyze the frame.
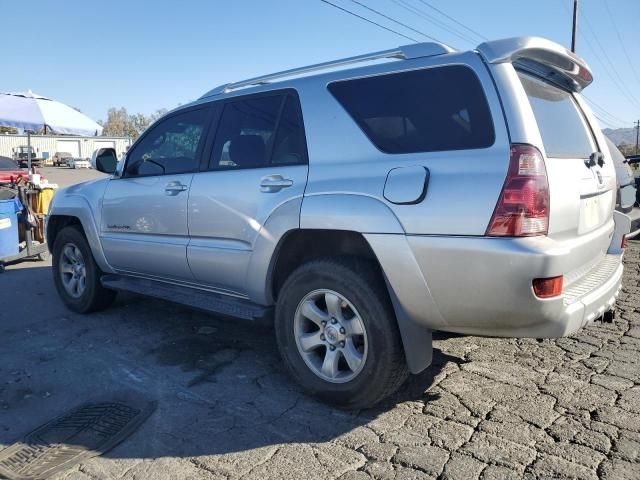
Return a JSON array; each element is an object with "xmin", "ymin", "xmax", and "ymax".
[
  {"xmin": 0, "ymin": 126, "xmax": 17, "ymax": 134},
  {"xmin": 101, "ymin": 107, "xmax": 137, "ymax": 139},
  {"xmin": 100, "ymin": 107, "xmax": 169, "ymax": 140},
  {"xmin": 617, "ymin": 143, "xmax": 638, "ymax": 157}
]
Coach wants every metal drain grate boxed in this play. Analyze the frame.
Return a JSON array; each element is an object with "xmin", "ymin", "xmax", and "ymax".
[{"xmin": 0, "ymin": 396, "xmax": 156, "ymax": 480}]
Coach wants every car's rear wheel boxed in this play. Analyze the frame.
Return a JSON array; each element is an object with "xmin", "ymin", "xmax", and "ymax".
[
  {"xmin": 52, "ymin": 225, "xmax": 116, "ymax": 313},
  {"xmin": 275, "ymin": 257, "xmax": 408, "ymax": 409}
]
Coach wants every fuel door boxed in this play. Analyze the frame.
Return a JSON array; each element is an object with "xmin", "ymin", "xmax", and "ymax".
[{"xmin": 383, "ymin": 166, "xmax": 429, "ymax": 205}]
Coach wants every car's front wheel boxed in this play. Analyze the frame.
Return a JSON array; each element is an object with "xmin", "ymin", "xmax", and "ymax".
[
  {"xmin": 275, "ymin": 257, "xmax": 408, "ymax": 409},
  {"xmin": 52, "ymin": 225, "xmax": 117, "ymax": 313}
]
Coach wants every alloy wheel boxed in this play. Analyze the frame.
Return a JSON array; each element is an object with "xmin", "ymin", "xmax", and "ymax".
[
  {"xmin": 59, "ymin": 243, "xmax": 87, "ymax": 298},
  {"xmin": 293, "ymin": 289, "xmax": 368, "ymax": 383}
]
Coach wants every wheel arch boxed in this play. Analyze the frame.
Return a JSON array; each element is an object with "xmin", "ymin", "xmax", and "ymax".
[
  {"xmin": 268, "ymin": 227, "xmax": 433, "ymax": 374},
  {"xmin": 46, "ymin": 215, "xmax": 83, "ymax": 248},
  {"xmin": 47, "ymin": 197, "xmax": 114, "ymax": 274}
]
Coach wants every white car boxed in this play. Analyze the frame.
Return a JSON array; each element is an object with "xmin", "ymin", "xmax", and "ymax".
[{"xmin": 69, "ymin": 158, "xmax": 91, "ymax": 169}]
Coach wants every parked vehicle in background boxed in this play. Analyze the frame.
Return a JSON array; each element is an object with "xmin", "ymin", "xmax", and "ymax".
[
  {"xmin": 12, "ymin": 145, "xmax": 41, "ymax": 167},
  {"xmin": 46, "ymin": 37, "xmax": 628, "ymax": 408},
  {"xmin": 0, "ymin": 156, "xmax": 28, "ymax": 183},
  {"xmin": 608, "ymin": 139, "xmax": 640, "ymax": 238},
  {"xmin": 68, "ymin": 158, "xmax": 91, "ymax": 169},
  {"xmin": 626, "ymin": 155, "xmax": 640, "ymax": 205},
  {"xmin": 52, "ymin": 151, "xmax": 73, "ymax": 167}
]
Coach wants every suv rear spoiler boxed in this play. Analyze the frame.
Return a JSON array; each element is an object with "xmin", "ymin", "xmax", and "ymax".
[{"xmin": 477, "ymin": 36, "xmax": 593, "ymax": 92}]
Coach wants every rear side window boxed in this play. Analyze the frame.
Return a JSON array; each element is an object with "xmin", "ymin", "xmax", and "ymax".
[
  {"xmin": 518, "ymin": 72, "xmax": 595, "ymax": 159},
  {"xmin": 272, "ymin": 96, "xmax": 307, "ymax": 165},
  {"xmin": 328, "ymin": 65, "xmax": 495, "ymax": 154}
]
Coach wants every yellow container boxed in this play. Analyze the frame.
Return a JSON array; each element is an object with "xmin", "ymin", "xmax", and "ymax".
[{"xmin": 36, "ymin": 188, "xmax": 55, "ymax": 215}]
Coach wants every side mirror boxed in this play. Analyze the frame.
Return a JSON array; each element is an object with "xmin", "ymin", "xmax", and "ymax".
[{"xmin": 91, "ymin": 148, "xmax": 119, "ymax": 175}]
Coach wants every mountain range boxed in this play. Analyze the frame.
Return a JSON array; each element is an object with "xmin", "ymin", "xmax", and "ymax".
[{"xmin": 603, "ymin": 128, "xmax": 637, "ymax": 146}]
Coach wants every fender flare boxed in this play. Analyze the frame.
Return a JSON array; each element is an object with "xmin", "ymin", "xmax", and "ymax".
[
  {"xmin": 245, "ymin": 197, "xmax": 303, "ymax": 305},
  {"xmin": 246, "ymin": 193, "xmax": 405, "ymax": 304},
  {"xmin": 300, "ymin": 193, "xmax": 405, "ymax": 234},
  {"xmin": 288, "ymin": 193, "xmax": 433, "ymax": 374},
  {"xmin": 48, "ymin": 195, "xmax": 114, "ymax": 274}
]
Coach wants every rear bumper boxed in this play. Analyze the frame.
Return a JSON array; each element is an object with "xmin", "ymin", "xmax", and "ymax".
[{"xmin": 366, "ymin": 228, "xmax": 623, "ymax": 339}]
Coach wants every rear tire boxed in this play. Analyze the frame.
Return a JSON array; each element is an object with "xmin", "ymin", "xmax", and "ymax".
[
  {"xmin": 52, "ymin": 225, "xmax": 116, "ymax": 313},
  {"xmin": 275, "ymin": 257, "xmax": 408, "ymax": 409}
]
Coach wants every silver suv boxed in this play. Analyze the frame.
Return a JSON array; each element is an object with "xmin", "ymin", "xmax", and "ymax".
[{"xmin": 46, "ymin": 37, "xmax": 629, "ymax": 408}]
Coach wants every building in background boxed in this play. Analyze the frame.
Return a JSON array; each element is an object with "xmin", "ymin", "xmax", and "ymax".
[{"xmin": 0, "ymin": 133, "xmax": 130, "ymax": 161}]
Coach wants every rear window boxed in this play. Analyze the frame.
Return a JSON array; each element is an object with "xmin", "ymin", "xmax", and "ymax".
[
  {"xmin": 518, "ymin": 72, "xmax": 595, "ymax": 159},
  {"xmin": 328, "ymin": 65, "xmax": 495, "ymax": 154}
]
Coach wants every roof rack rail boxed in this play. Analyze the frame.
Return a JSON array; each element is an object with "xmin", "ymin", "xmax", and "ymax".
[{"xmin": 201, "ymin": 42, "xmax": 455, "ymax": 98}]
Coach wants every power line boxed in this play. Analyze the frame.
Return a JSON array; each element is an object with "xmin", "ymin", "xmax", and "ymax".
[
  {"xmin": 593, "ymin": 114, "xmax": 619, "ymax": 129},
  {"xmin": 576, "ymin": 28, "xmax": 640, "ymax": 111},
  {"xmin": 582, "ymin": 94, "xmax": 632, "ymax": 126},
  {"xmin": 415, "ymin": 0, "xmax": 488, "ymax": 41},
  {"xmin": 579, "ymin": 8, "xmax": 640, "ymax": 109},
  {"xmin": 391, "ymin": 0, "xmax": 477, "ymax": 46},
  {"xmin": 319, "ymin": 0, "xmax": 418, "ymax": 43},
  {"xmin": 603, "ymin": 1, "xmax": 640, "ymax": 85},
  {"xmin": 590, "ymin": 108, "xmax": 626, "ymax": 129},
  {"xmin": 349, "ymin": 0, "xmax": 443, "ymax": 43},
  {"xmin": 559, "ymin": 1, "xmax": 640, "ymax": 116},
  {"xmin": 389, "ymin": 0, "xmax": 478, "ymax": 47}
]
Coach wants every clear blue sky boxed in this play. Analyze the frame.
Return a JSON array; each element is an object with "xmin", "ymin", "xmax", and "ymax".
[{"xmin": 3, "ymin": 0, "xmax": 639, "ymax": 129}]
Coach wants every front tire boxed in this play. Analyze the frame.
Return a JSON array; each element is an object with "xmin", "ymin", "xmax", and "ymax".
[
  {"xmin": 52, "ymin": 225, "xmax": 116, "ymax": 313},
  {"xmin": 275, "ymin": 257, "xmax": 408, "ymax": 409}
]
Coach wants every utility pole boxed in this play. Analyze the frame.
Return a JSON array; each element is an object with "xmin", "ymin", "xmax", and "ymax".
[
  {"xmin": 571, "ymin": 0, "xmax": 579, "ymax": 53},
  {"xmin": 635, "ymin": 120, "xmax": 640, "ymax": 155}
]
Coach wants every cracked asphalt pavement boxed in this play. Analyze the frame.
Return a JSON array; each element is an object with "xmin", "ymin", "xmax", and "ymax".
[{"xmin": 1, "ymin": 170, "xmax": 639, "ymax": 480}]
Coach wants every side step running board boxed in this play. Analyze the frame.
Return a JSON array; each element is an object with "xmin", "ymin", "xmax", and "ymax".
[{"xmin": 101, "ymin": 275, "xmax": 272, "ymax": 321}]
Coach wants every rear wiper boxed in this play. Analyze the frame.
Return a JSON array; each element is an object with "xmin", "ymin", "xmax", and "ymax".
[{"xmin": 585, "ymin": 151, "xmax": 604, "ymax": 168}]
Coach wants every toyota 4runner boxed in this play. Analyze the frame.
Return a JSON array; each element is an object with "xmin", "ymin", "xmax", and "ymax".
[{"xmin": 46, "ymin": 37, "xmax": 630, "ymax": 408}]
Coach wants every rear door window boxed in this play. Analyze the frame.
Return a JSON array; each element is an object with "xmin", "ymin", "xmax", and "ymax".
[
  {"xmin": 518, "ymin": 72, "xmax": 596, "ymax": 159},
  {"xmin": 210, "ymin": 93, "xmax": 307, "ymax": 169},
  {"xmin": 327, "ymin": 65, "xmax": 495, "ymax": 154},
  {"xmin": 211, "ymin": 95, "xmax": 282, "ymax": 169}
]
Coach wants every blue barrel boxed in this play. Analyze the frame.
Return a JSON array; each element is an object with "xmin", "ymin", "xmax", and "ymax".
[{"xmin": 0, "ymin": 198, "xmax": 22, "ymax": 258}]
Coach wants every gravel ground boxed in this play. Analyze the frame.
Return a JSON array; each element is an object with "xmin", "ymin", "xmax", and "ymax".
[{"xmin": 0, "ymin": 169, "xmax": 638, "ymax": 479}]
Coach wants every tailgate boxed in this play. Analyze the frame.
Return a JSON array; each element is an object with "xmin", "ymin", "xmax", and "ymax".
[{"xmin": 518, "ymin": 71, "xmax": 615, "ymax": 270}]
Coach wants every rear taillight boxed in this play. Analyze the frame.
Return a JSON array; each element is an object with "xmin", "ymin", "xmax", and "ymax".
[
  {"xmin": 533, "ymin": 276, "xmax": 563, "ymax": 298},
  {"xmin": 622, "ymin": 234, "xmax": 628, "ymax": 249},
  {"xmin": 487, "ymin": 144, "xmax": 550, "ymax": 237}
]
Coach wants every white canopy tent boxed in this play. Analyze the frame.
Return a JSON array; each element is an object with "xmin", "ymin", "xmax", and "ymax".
[{"xmin": 0, "ymin": 91, "xmax": 103, "ymax": 170}]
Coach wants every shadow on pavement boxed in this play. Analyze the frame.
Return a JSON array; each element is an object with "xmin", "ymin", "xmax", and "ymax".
[{"xmin": 0, "ymin": 262, "xmax": 463, "ymax": 462}]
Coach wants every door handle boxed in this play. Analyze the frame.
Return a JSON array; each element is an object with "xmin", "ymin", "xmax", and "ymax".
[
  {"xmin": 165, "ymin": 181, "xmax": 188, "ymax": 196},
  {"xmin": 260, "ymin": 175, "xmax": 293, "ymax": 193}
]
